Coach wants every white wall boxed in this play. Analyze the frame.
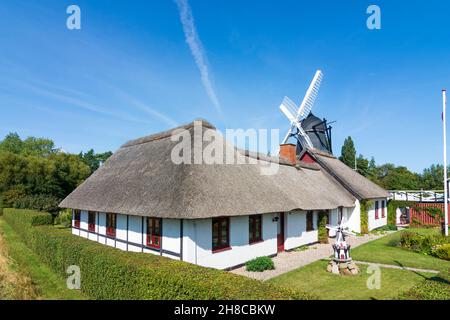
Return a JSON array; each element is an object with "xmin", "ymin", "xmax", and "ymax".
[
  {"xmin": 368, "ymin": 198, "xmax": 388, "ymax": 230},
  {"xmin": 72, "ymin": 212, "xmax": 182, "ymax": 259},
  {"xmin": 346, "ymin": 200, "xmax": 361, "ymax": 234},
  {"xmin": 284, "ymin": 210, "xmax": 318, "ymax": 249},
  {"xmin": 182, "ymin": 214, "xmax": 278, "ymax": 269}
]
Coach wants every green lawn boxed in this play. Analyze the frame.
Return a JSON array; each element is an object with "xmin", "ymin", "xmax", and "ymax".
[
  {"xmin": 269, "ymin": 228, "xmax": 450, "ymax": 300},
  {"xmin": 351, "ymin": 228, "xmax": 450, "ymax": 272},
  {"xmin": 268, "ymin": 259, "xmax": 437, "ymax": 300},
  {"xmin": 0, "ymin": 218, "xmax": 88, "ymax": 300}
]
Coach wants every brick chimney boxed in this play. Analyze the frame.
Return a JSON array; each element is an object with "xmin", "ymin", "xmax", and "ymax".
[{"xmin": 279, "ymin": 143, "xmax": 297, "ymax": 165}]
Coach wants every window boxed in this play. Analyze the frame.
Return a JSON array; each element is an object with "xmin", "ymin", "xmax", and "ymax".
[
  {"xmin": 382, "ymin": 200, "xmax": 386, "ymax": 218},
  {"xmin": 375, "ymin": 201, "xmax": 379, "ymax": 220},
  {"xmin": 88, "ymin": 211, "xmax": 96, "ymax": 232},
  {"xmin": 73, "ymin": 210, "xmax": 80, "ymax": 228},
  {"xmin": 212, "ymin": 217, "xmax": 230, "ymax": 252},
  {"xmin": 306, "ymin": 211, "xmax": 314, "ymax": 231},
  {"xmin": 146, "ymin": 218, "xmax": 162, "ymax": 249},
  {"xmin": 106, "ymin": 213, "xmax": 116, "ymax": 238},
  {"xmin": 249, "ymin": 215, "xmax": 262, "ymax": 244}
]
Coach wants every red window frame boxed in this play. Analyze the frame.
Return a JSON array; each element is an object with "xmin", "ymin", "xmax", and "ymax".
[
  {"xmin": 106, "ymin": 213, "xmax": 116, "ymax": 238},
  {"xmin": 73, "ymin": 210, "xmax": 80, "ymax": 228},
  {"xmin": 146, "ymin": 217, "xmax": 162, "ymax": 249},
  {"xmin": 249, "ymin": 215, "xmax": 262, "ymax": 244},
  {"xmin": 212, "ymin": 217, "xmax": 230, "ymax": 252},
  {"xmin": 306, "ymin": 211, "xmax": 314, "ymax": 231},
  {"xmin": 375, "ymin": 201, "xmax": 379, "ymax": 220},
  {"xmin": 381, "ymin": 201, "xmax": 386, "ymax": 218},
  {"xmin": 88, "ymin": 211, "xmax": 96, "ymax": 232}
]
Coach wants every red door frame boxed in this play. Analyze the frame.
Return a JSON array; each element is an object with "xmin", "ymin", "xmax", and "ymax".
[{"xmin": 277, "ymin": 213, "xmax": 285, "ymax": 252}]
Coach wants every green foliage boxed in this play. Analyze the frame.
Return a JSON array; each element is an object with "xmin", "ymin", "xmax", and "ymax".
[
  {"xmin": 339, "ymin": 136, "xmax": 356, "ymax": 169},
  {"xmin": 371, "ymin": 224, "xmax": 398, "ymax": 233},
  {"xmin": 0, "ymin": 132, "xmax": 56, "ymax": 157},
  {"xmin": 360, "ymin": 200, "xmax": 372, "ymax": 234},
  {"xmin": 317, "ymin": 211, "xmax": 329, "ymax": 243},
  {"xmin": 421, "ymin": 164, "xmax": 446, "ymax": 190},
  {"xmin": 432, "ymin": 244, "xmax": 450, "ymax": 261},
  {"xmin": 78, "ymin": 149, "xmax": 113, "ymax": 173},
  {"xmin": 398, "ymin": 271, "xmax": 450, "ymax": 300},
  {"xmin": 245, "ymin": 256, "xmax": 275, "ymax": 272},
  {"xmin": 400, "ymin": 231, "xmax": 449, "ymax": 256},
  {"xmin": 0, "ymin": 132, "xmax": 94, "ymax": 213},
  {"xmin": 3, "ymin": 209, "xmax": 309, "ymax": 300},
  {"xmin": 54, "ymin": 209, "xmax": 72, "ymax": 228}
]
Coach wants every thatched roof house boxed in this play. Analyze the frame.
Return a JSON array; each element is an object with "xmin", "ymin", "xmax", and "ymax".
[
  {"xmin": 60, "ymin": 120, "xmax": 355, "ymax": 218},
  {"xmin": 60, "ymin": 120, "xmax": 388, "ymax": 270}
]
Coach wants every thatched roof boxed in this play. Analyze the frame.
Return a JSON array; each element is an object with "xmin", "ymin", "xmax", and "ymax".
[
  {"xmin": 60, "ymin": 120, "xmax": 356, "ymax": 219},
  {"xmin": 304, "ymin": 149, "xmax": 389, "ymax": 200}
]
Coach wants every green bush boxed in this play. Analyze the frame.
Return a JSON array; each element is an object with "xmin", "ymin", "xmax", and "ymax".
[
  {"xmin": 398, "ymin": 271, "xmax": 450, "ymax": 300},
  {"xmin": 3, "ymin": 208, "xmax": 311, "ymax": 300},
  {"xmin": 432, "ymin": 244, "xmax": 450, "ymax": 261},
  {"xmin": 360, "ymin": 200, "xmax": 372, "ymax": 234},
  {"xmin": 12, "ymin": 194, "xmax": 61, "ymax": 213},
  {"xmin": 400, "ymin": 231, "xmax": 449, "ymax": 256},
  {"xmin": 245, "ymin": 256, "xmax": 275, "ymax": 272},
  {"xmin": 317, "ymin": 211, "xmax": 329, "ymax": 243},
  {"xmin": 54, "ymin": 209, "xmax": 72, "ymax": 228},
  {"xmin": 372, "ymin": 224, "xmax": 397, "ymax": 233}
]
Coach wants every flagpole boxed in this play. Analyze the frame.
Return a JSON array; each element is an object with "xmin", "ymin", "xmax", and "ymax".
[{"xmin": 443, "ymin": 89, "xmax": 448, "ymax": 236}]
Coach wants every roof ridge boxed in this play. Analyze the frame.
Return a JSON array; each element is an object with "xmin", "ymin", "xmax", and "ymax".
[{"xmin": 121, "ymin": 119, "xmax": 215, "ymax": 148}]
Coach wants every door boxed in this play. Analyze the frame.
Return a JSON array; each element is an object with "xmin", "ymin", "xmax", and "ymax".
[{"xmin": 277, "ymin": 212, "xmax": 285, "ymax": 252}]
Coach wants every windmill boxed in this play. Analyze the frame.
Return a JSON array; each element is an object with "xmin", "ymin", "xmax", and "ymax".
[
  {"xmin": 279, "ymin": 70, "xmax": 324, "ymax": 151},
  {"xmin": 325, "ymin": 216, "xmax": 360, "ymax": 275}
]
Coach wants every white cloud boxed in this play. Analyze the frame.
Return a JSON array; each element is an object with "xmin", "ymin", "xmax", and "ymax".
[{"xmin": 175, "ymin": 0, "xmax": 223, "ymax": 118}]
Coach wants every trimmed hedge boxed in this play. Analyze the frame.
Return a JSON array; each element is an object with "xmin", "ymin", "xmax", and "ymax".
[{"xmin": 3, "ymin": 208, "xmax": 312, "ymax": 300}]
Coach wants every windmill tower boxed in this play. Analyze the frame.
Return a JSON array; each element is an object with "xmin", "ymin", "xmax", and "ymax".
[{"xmin": 279, "ymin": 70, "xmax": 333, "ymax": 154}]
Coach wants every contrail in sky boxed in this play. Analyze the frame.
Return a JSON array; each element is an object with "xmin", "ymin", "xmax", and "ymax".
[{"xmin": 175, "ymin": 0, "xmax": 223, "ymax": 118}]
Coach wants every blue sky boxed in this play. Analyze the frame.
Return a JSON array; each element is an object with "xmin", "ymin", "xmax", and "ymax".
[{"xmin": 0, "ymin": 0, "xmax": 449, "ymax": 172}]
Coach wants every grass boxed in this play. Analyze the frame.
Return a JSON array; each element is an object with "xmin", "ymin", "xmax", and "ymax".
[
  {"xmin": 0, "ymin": 218, "xmax": 87, "ymax": 300},
  {"xmin": 351, "ymin": 228, "xmax": 450, "ymax": 272},
  {"xmin": 268, "ymin": 259, "xmax": 437, "ymax": 300}
]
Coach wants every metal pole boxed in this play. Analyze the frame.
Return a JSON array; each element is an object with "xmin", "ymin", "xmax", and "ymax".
[{"xmin": 443, "ymin": 89, "xmax": 448, "ymax": 236}]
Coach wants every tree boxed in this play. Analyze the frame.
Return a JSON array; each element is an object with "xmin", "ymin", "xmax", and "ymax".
[
  {"xmin": 78, "ymin": 149, "xmax": 113, "ymax": 173},
  {"xmin": 421, "ymin": 164, "xmax": 447, "ymax": 190},
  {"xmin": 356, "ymin": 154, "xmax": 369, "ymax": 177},
  {"xmin": 340, "ymin": 136, "xmax": 356, "ymax": 169}
]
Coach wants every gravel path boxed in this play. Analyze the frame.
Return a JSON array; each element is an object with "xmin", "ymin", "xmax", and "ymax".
[{"xmin": 231, "ymin": 232, "xmax": 391, "ymax": 281}]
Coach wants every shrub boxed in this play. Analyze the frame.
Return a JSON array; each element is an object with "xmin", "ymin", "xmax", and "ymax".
[
  {"xmin": 245, "ymin": 256, "xmax": 275, "ymax": 272},
  {"xmin": 3, "ymin": 208, "xmax": 311, "ymax": 300},
  {"xmin": 432, "ymin": 244, "xmax": 450, "ymax": 261},
  {"xmin": 12, "ymin": 194, "xmax": 61, "ymax": 214},
  {"xmin": 360, "ymin": 200, "xmax": 372, "ymax": 234},
  {"xmin": 398, "ymin": 271, "xmax": 450, "ymax": 300},
  {"xmin": 317, "ymin": 211, "xmax": 329, "ymax": 243},
  {"xmin": 54, "ymin": 209, "xmax": 72, "ymax": 228},
  {"xmin": 400, "ymin": 231, "xmax": 449, "ymax": 256}
]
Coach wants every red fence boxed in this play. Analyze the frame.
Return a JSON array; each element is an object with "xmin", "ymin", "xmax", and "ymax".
[{"xmin": 409, "ymin": 202, "xmax": 450, "ymax": 226}]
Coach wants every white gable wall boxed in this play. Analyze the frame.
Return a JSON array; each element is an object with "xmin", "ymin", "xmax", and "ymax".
[{"xmin": 368, "ymin": 198, "xmax": 388, "ymax": 231}]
